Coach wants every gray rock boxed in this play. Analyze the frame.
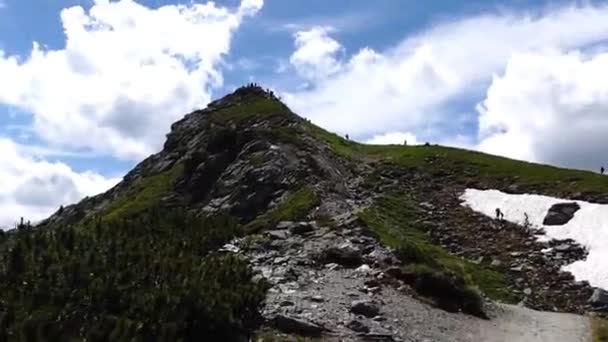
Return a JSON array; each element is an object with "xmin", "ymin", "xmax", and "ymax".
[
  {"xmin": 310, "ymin": 295, "xmax": 325, "ymax": 303},
  {"xmin": 553, "ymin": 244, "xmax": 574, "ymax": 252},
  {"xmin": 290, "ymin": 222, "xmax": 316, "ymax": 235},
  {"xmin": 272, "ymin": 314, "xmax": 325, "ymax": 337},
  {"xmin": 320, "ymin": 244, "xmax": 363, "ymax": 268},
  {"xmin": 589, "ymin": 288, "xmax": 608, "ymax": 307},
  {"xmin": 543, "ymin": 202, "xmax": 580, "ymax": 225},
  {"xmin": 346, "ymin": 319, "xmax": 370, "ymax": 333},
  {"xmin": 356, "ymin": 333, "xmax": 395, "ymax": 341},
  {"xmin": 351, "ymin": 300, "xmax": 380, "ymax": 318},
  {"xmin": 419, "ymin": 202, "xmax": 435, "ymax": 211},
  {"xmin": 267, "ymin": 229, "xmax": 290, "ymax": 240},
  {"xmin": 510, "ymin": 266, "xmax": 523, "ymax": 272},
  {"xmin": 276, "ymin": 221, "xmax": 295, "ymax": 230}
]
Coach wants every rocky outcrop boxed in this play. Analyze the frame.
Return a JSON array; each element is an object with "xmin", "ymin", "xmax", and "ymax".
[
  {"xmin": 589, "ymin": 289, "xmax": 608, "ymax": 311},
  {"xmin": 543, "ymin": 202, "xmax": 580, "ymax": 225}
]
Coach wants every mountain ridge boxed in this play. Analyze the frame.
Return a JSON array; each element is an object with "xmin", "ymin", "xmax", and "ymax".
[{"xmin": 2, "ymin": 84, "xmax": 607, "ymax": 341}]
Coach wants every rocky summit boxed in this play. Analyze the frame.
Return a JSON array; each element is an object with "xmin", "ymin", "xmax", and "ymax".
[{"xmin": 2, "ymin": 85, "xmax": 608, "ymax": 341}]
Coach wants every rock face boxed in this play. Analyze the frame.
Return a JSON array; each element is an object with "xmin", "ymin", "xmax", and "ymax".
[
  {"xmin": 589, "ymin": 289, "xmax": 608, "ymax": 310},
  {"xmin": 543, "ymin": 202, "xmax": 580, "ymax": 225},
  {"xmin": 38, "ymin": 86, "xmax": 353, "ymax": 229}
]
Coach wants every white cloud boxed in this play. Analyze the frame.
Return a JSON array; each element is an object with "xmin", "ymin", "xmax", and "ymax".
[
  {"xmin": 365, "ymin": 131, "xmax": 418, "ymax": 145},
  {"xmin": 0, "ymin": 0, "xmax": 263, "ymax": 161},
  {"xmin": 477, "ymin": 50, "xmax": 608, "ymax": 170},
  {"xmin": 0, "ymin": 138, "xmax": 120, "ymax": 229},
  {"xmin": 281, "ymin": 4, "xmax": 608, "ymax": 148},
  {"xmin": 289, "ymin": 26, "xmax": 343, "ymax": 80}
]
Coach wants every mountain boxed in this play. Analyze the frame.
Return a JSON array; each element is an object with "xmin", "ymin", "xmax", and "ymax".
[{"xmin": 1, "ymin": 84, "xmax": 607, "ymax": 341}]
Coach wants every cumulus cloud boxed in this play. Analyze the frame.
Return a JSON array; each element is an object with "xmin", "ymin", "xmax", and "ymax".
[
  {"xmin": 281, "ymin": 4, "xmax": 608, "ymax": 150},
  {"xmin": 477, "ymin": 50, "xmax": 608, "ymax": 170},
  {"xmin": 0, "ymin": 138, "xmax": 120, "ymax": 229},
  {"xmin": 289, "ymin": 26, "xmax": 343, "ymax": 80},
  {"xmin": 365, "ymin": 131, "xmax": 418, "ymax": 145},
  {"xmin": 0, "ymin": 0, "xmax": 263, "ymax": 160}
]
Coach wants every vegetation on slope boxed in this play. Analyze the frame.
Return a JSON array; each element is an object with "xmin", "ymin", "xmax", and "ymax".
[
  {"xmin": 359, "ymin": 193, "xmax": 514, "ymax": 315},
  {"xmin": 209, "ymin": 91, "xmax": 287, "ymax": 124},
  {"xmin": 103, "ymin": 163, "xmax": 184, "ymax": 222},
  {"xmin": 245, "ymin": 186, "xmax": 320, "ymax": 234},
  {"xmin": 303, "ymin": 121, "xmax": 608, "ymax": 194},
  {"xmin": 593, "ymin": 317, "xmax": 608, "ymax": 342},
  {"xmin": 0, "ymin": 210, "xmax": 268, "ymax": 341}
]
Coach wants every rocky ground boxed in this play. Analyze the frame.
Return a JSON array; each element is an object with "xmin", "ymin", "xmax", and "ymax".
[
  {"xmin": 391, "ymin": 168, "xmax": 598, "ymax": 314},
  {"xmin": 216, "ymin": 162, "xmax": 604, "ymax": 341}
]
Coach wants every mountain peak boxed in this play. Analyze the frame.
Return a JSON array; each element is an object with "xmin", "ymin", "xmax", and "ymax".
[
  {"xmin": 22, "ymin": 86, "xmax": 608, "ymax": 341},
  {"xmin": 42, "ymin": 84, "xmax": 350, "ymax": 227}
]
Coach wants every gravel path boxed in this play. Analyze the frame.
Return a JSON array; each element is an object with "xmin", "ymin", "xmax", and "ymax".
[{"xmin": 474, "ymin": 304, "xmax": 591, "ymax": 342}]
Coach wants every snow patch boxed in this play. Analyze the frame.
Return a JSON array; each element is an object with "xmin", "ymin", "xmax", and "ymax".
[{"xmin": 460, "ymin": 188, "xmax": 608, "ymax": 289}]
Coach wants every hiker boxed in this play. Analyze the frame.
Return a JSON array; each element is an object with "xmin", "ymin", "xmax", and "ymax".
[
  {"xmin": 345, "ymin": 134, "xmax": 349, "ymax": 140},
  {"xmin": 495, "ymin": 208, "xmax": 504, "ymax": 220},
  {"xmin": 602, "ymin": 166, "xmax": 605, "ymax": 175}
]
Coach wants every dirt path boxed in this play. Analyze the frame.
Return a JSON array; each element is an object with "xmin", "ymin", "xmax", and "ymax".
[{"xmin": 472, "ymin": 304, "xmax": 591, "ymax": 342}]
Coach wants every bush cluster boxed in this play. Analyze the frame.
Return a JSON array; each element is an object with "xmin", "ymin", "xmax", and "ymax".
[{"xmin": 0, "ymin": 209, "xmax": 268, "ymax": 341}]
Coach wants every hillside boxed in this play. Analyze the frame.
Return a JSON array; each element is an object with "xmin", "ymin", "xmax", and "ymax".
[{"xmin": 1, "ymin": 85, "xmax": 607, "ymax": 341}]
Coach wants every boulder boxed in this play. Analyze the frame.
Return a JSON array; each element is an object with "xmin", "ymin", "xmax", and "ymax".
[
  {"xmin": 346, "ymin": 319, "xmax": 370, "ymax": 333},
  {"xmin": 588, "ymin": 289, "xmax": 608, "ymax": 308},
  {"xmin": 350, "ymin": 300, "xmax": 380, "ymax": 318},
  {"xmin": 320, "ymin": 244, "xmax": 363, "ymax": 268},
  {"xmin": 289, "ymin": 222, "xmax": 316, "ymax": 235},
  {"xmin": 266, "ymin": 230, "xmax": 290, "ymax": 240},
  {"xmin": 542, "ymin": 202, "xmax": 580, "ymax": 225},
  {"xmin": 272, "ymin": 314, "xmax": 325, "ymax": 337}
]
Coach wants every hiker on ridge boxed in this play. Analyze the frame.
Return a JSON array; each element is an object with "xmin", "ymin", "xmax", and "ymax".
[{"xmin": 601, "ymin": 166, "xmax": 605, "ymax": 175}]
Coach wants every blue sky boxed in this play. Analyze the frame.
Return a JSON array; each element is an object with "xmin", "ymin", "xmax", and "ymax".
[{"xmin": 2, "ymin": 0, "xmax": 608, "ymax": 226}]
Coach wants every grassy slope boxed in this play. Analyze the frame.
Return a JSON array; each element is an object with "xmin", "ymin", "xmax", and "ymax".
[
  {"xmin": 102, "ymin": 163, "xmax": 185, "ymax": 222},
  {"xmin": 245, "ymin": 187, "xmax": 320, "ymax": 234},
  {"xmin": 302, "ymin": 118, "xmax": 608, "ymax": 305},
  {"xmin": 358, "ymin": 194, "xmax": 514, "ymax": 303},
  {"xmin": 593, "ymin": 317, "xmax": 608, "ymax": 342},
  {"xmin": 303, "ymin": 122, "xmax": 608, "ymax": 194}
]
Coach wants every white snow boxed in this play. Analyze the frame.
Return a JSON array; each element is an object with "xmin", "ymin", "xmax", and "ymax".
[{"xmin": 460, "ymin": 188, "xmax": 608, "ymax": 290}]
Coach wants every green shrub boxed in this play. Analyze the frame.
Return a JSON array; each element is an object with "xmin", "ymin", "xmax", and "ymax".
[
  {"xmin": 245, "ymin": 187, "xmax": 320, "ymax": 233},
  {"xmin": 0, "ymin": 209, "xmax": 268, "ymax": 341}
]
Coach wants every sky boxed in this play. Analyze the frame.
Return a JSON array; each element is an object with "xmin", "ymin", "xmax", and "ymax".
[{"xmin": 2, "ymin": 0, "xmax": 608, "ymax": 227}]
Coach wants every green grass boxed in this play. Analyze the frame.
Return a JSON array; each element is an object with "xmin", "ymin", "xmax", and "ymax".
[
  {"xmin": 102, "ymin": 163, "xmax": 184, "ymax": 222},
  {"xmin": 245, "ymin": 187, "xmax": 320, "ymax": 234},
  {"xmin": 304, "ymin": 123, "xmax": 608, "ymax": 194},
  {"xmin": 358, "ymin": 193, "xmax": 515, "ymax": 303},
  {"xmin": 211, "ymin": 96, "xmax": 286, "ymax": 124},
  {"xmin": 301, "ymin": 121, "xmax": 360, "ymax": 159},
  {"xmin": 593, "ymin": 317, "xmax": 608, "ymax": 342}
]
